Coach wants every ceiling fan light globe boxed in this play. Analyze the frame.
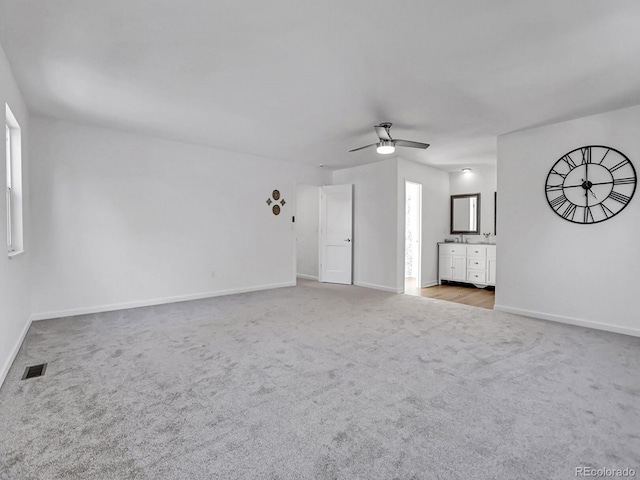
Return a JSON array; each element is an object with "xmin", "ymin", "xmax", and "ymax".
[{"xmin": 376, "ymin": 141, "xmax": 395, "ymax": 154}]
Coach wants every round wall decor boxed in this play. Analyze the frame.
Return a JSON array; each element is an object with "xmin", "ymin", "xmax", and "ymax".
[{"xmin": 545, "ymin": 145, "xmax": 636, "ymax": 224}]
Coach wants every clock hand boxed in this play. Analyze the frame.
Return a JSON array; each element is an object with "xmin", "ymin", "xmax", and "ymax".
[
  {"xmin": 579, "ymin": 173, "xmax": 593, "ymax": 206},
  {"xmin": 585, "ymin": 163, "xmax": 589, "ymax": 204},
  {"xmin": 585, "ymin": 183, "xmax": 589, "ymax": 204},
  {"xmin": 562, "ymin": 180, "xmax": 616, "ymax": 189},
  {"xmin": 587, "ymin": 180, "xmax": 615, "ymax": 186},
  {"xmin": 585, "ymin": 161, "xmax": 588, "ymax": 182}
]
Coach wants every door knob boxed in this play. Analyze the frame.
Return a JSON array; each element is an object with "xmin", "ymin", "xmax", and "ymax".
[{"xmin": 345, "ymin": 238, "xmax": 351, "ymax": 242}]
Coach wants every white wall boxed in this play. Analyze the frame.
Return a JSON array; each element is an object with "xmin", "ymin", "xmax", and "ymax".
[
  {"xmin": 29, "ymin": 117, "xmax": 328, "ymax": 319},
  {"xmin": 333, "ymin": 159, "xmax": 399, "ymax": 292},
  {"xmin": 449, "ymin": 164, "xmax": 497, "ymax": 243},
  {"xmin": 332, "ymin": 157, "xmax": 450, "ymax": 293},
  {"xmin": 0, "ymin": 41, "xmax": 31, "ymax": 386},
  {"xmin": 496, "ymin": 105, "xmax": 640, "ymax": 336},
  {"xmin": 398, "ymin": 158, "xmax": 450, "ymax": 288},
  {"xmin": 295, "ymin": 184, "xmax": 320, "ymax": 279}
]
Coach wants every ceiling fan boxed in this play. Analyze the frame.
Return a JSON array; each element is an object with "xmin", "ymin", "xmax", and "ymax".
[{"xmin": 349, "ymin": 122, "xmax": 430, "ymax": 154}]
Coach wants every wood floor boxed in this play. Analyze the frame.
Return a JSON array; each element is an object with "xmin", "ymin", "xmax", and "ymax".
[{"xmin": 404, "ymin": 278, "xmax": 495, "ymax": 310}]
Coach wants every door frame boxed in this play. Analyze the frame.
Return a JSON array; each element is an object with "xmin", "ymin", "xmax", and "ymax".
[
  {"xmin": 319, "ymin": 184, "xmax": 353, "ymax": 284},
  {"xmin": 402, "ymin": 180, "xmax": 423, "ymax": 293},
  {"xmin": 294, "ymin": 183, "xmax": 322, "ymax": 281}
]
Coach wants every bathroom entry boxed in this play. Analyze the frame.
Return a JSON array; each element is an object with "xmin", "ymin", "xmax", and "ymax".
[{"xmin": 404, "ymin": 181, "xmax": 422, "ymax": 291}]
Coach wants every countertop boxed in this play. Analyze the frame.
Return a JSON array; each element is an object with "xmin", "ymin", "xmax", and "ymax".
[{"xmin": 438, "ymin": 241, "xmax": 496, "ymax": 245}]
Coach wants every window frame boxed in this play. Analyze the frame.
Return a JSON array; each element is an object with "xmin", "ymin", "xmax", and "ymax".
[{"xmin": 6, "ymin": 103, "xmax": 23, "ymax": 257}]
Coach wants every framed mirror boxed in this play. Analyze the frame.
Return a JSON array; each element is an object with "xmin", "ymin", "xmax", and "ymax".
[
  {"xmin": 450, "ymin": 193, "xmax": 480, "ymax": 234},
  {"xmin": 494, "ymin": 191, "xmax": 497, "ymax": 235}
]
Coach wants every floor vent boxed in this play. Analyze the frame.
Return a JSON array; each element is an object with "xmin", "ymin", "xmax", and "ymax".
[{"xmin": 22, "ymin": 363, "xmax": 48, "ymax": 380}]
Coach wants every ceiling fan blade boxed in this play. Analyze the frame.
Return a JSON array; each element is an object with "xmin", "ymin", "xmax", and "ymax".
[
  {"xmin": 394, "ymin": 139, "xmax": 430, "ymax": 149},
  {"xmin": 374, "ymin": 125, "xmax": 392, "ymax": 141},
  {"xmin": 348, "ymin": 143, "xmax": 377, "ymax": 152}
]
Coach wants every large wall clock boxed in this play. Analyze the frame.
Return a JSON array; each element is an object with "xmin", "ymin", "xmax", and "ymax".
[{"xmin": 545, "ymin": 145, "xmax": 637, "ymax": 224}]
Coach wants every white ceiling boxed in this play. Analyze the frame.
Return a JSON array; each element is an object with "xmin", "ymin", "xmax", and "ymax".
[{"xmin": 1, "ymin": 1, "xmax": 640, "ymax": 171}]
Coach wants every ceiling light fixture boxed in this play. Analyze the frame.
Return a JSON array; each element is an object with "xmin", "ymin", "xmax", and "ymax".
[
  {"xmin": 376, "ymin": 140, "xmax": 395, "ymax": 154},
  {"xmin": 462, "ymin": 168, "xmax": 472, "ymax": 173}
]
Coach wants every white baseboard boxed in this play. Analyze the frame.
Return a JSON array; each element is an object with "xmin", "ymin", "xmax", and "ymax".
[
  {"xmin": 296, "ymin": 274, "xmax": 319, "ymax": 281},
  {"xmin": 420, "ymin": 280, "xmax": 438, "ymax": 288},
  {"xmin": 354, "ymin": 281, "xmax": 402, "ymax": 293},
  {"xmin": 30, "ymin": 282, "xmax": 296, "ymax": 322},
  {"xmin": 0, "ymin": 317, "xmax": 32, "ymax": 388},
  {"xmin": 494, "ymin": 304, "xmax": 640, "ymax": 338}
]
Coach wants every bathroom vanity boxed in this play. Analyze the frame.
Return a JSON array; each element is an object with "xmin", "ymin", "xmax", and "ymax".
[{"xmin": 438, "ymin": 243, "xmax": 496, "ymax": 287}]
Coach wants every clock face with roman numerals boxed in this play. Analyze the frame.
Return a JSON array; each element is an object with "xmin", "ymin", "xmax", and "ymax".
[{"xmin": 545, "ymin": 145, "xmax": 636, "ymax": 224}]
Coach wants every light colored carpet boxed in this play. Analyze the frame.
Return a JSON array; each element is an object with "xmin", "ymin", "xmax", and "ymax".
[{"xmin": 1, "ymin": 280, "xmax": 638, "ymax": 479}]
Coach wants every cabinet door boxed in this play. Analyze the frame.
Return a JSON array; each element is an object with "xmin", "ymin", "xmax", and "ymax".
[
  {"xmin": 488, "ymin": 258, "xmax": 496, "ymax": 285},
  {"xmin": 452, "ymin": 255, "xmax": 467, "ymax": 281},
  {"xmin": 439, "ymin": 255, "xmax": 453, "ymax": 282}
]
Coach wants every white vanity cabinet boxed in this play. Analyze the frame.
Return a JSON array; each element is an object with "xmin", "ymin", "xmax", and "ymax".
[
  {"xmin": 438, "ymin": 244, "xmax": 467, "ymax": 282},
  {"xmin": 438, "ymin": 243, "xmax": 496, "ymax": 287}
]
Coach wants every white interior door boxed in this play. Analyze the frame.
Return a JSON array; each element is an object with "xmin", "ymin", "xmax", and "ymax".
[{"xmin": 320, "ymin": 184, "xmax": 353, "ymax": 284}]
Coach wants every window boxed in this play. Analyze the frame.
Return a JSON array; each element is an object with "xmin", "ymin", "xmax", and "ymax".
[
  {"xmin": 6, "ymin": 123, "xmax": 12, "ymax": 248},
  {"xmin": 6, "ymin": 103, "xmax": 23, "ymax": 256}
]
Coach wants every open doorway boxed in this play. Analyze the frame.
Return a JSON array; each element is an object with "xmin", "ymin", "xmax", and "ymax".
[
  {"xmin": 295, "ymin": 183, "xmax": 354, "ymax": 285},
  {"xmin": 404, "ymin": 181, "xmax": 422, "ymax": 292},
  {"xmin": 295, "ymin": 184, "xmax": 321, "ymax": 282}
]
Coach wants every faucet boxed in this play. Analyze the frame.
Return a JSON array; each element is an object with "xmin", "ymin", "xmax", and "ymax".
[{"xmin": 458, "ymin": 234, "xmax": 464, "ymax": 243}]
